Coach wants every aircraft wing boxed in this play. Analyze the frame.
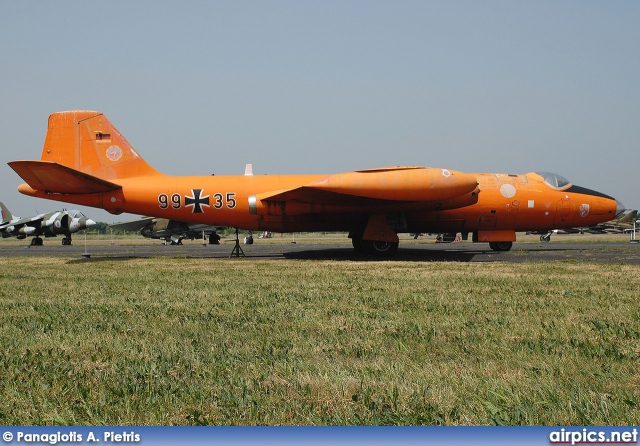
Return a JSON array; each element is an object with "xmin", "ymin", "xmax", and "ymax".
[
  {"xmin": 8, "ymin": 160, "xmax": 121, "ymax": 194},
  {"xmin": 261, "ymin": 187, "xmax": 400, "ymax": 207},
  {"xmin": 0, "ymin": 213, "xmax": 45, "ymax": 230},
  {"xmin": 110, "ymin": 217, "xmax": 157, "ymax": 232},
  {"xmin": 259, "ymin": 167, "xmax": 479, "ymax": 207}
]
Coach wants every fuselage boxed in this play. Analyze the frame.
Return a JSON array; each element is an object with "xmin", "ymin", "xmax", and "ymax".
[{"xmin": 20, "ymin": 170, "xmax": 619, "ymax": 239}]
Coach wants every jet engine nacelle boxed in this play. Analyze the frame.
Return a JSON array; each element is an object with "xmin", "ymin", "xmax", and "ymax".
[{"xmin": 43, "ymin": 212, "xmax": 70, "ymax": 235}]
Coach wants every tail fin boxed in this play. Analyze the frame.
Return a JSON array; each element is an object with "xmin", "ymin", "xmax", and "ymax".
[
  {"xmin": 39, "ymin": 111, "xmax": 163, "ymax": 181},
  {"xmin": 0, "ymin": 202, "xmax": 13, "ymax": 224},
  {"xmin": 618, "ymin": 210, "xmax": 638, "ymax": 223}
]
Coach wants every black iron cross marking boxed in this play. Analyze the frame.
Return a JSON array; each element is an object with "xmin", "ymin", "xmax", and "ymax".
[{"xmin": 185, "ymin": 189, "xmax": 210, "ymax": 213}]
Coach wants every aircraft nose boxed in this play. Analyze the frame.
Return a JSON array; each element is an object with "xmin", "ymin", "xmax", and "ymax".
[
  {"xmin": 615, "ymin": 200, "xmax": 625, "ymax": 217},
  {"xmin": 85, "ymin": 219, "xmax": 96, "ymax": 227}
]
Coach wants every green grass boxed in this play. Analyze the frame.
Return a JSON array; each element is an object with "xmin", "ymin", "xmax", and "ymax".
[{"xmin": 0, "ymin": 257, "xmax": 638, "ymax": 425}]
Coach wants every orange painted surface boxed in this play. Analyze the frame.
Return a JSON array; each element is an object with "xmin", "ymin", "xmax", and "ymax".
[{"xmin": 9, "ymin": 111, "xmax": 620, "ymax": 243}]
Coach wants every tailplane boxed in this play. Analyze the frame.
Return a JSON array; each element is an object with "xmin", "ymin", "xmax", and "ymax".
[
  {"xmin": 0, "ymin": 202, "xmax": 13, "ymax": 224},
  {"xmin": 38, "ymin": 111, "xmax": 163, "ymax": 181}
]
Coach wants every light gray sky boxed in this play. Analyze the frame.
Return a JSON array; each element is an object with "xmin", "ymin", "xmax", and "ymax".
[{"xmin": 2, "ymin": 1, "xmax": 638, "ymax": 223}]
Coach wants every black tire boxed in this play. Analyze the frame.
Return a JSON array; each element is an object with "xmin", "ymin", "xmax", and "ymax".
[
  {"xmin": 540, "ymin": 234, "xmax": 550, "ymax": 243},
  {"xmin": 351, "ymin": 234, "xmax": 367, "ymax": 252},
  {"xmin": 490, "ymin": 241, "xmax": 512, "ymax": 251},
  {"xmin": 349, "ymin": 230, "xmax": 367, "ymax": 252},
  {"xmin": 362, "ymin": 240, "xmax": 399, "ymax": 257}
]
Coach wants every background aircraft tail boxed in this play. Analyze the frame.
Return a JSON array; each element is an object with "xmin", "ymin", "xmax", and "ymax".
[
  {"xmin": 38, "ymin": 111, "xmax": 163, "ymax": 181},
  {"xmin": 0, "ymin": 202, "xmax": 13, "ymax": 224},
  {"xmin": 618, "ymin": 210, "xmax": 637, "ymax": 223}
]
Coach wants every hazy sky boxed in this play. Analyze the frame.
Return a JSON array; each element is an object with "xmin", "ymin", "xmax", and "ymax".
[{"xmin": 2, "ymin": 1, "xmax": 638, "ymax": 223}]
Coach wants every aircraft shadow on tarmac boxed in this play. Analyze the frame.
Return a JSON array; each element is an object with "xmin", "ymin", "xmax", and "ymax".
[
  {"xmin": 282, "ymin": 243, "xmax": 639, "ymax": 263},
  {"xmin": 283, "ymin": 247, "xmax": 480, "ymax": 262}
]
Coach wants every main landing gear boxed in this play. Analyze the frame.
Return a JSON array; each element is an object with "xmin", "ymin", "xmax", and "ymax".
[
  {"xmin": 488, "ymin": 241, "xmax": 513, "ymax": 251},
  {"xmin": 350, "ymin": 233, "xmax": 399, "ymax": 257},
  {"xmin": 363, "ymin": 239, "xmax": 399, "ymax": 257},
  {"xmin": 30, "ymin": 237, "xmax": 43, "ymax": 246}
]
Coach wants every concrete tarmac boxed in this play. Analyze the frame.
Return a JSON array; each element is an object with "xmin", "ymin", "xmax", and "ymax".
[{"xmin": 1, "ymin": 237, "xmax": 639, "ymax": 264}]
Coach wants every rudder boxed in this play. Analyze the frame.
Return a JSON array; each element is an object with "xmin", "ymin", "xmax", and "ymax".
[
  {"xmin": 41, "ymin": 111, "xmax": 163, "ymax": 181},
  {"xmin": 0, "ymin": 202, "xmax": 13, "ymax": 224}
]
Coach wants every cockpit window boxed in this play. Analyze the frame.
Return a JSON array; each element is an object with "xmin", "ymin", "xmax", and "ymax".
[
  {"xmin": 535, "ymin": 171, "xmax": 572, "ymax": 190},
  {"xmin": 68, "ymin": 210, "xmax": 84, "ymax": 218}
]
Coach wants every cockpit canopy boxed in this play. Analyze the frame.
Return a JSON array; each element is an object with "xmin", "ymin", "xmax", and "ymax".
[
  {"xmin": 67, "ymin": 210, "xmax": 85, "ymax": 219},
  {"xmin": 535, "ymin": 172, "xmax": 572, "ymax": 190}
]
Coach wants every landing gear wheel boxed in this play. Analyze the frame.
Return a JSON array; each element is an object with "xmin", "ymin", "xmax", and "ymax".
[
  {"xmin": 540, "ymin": 233, "xmax": 551, "ymax": 243},
  {"xmin": 31, "ymin": 238, "xmax": 43, "ymax": 246},
  {"xmin": 209, "ymin": 232, "xmax": 220, "ymax": 245},
  {"xmin": 62, "ymin": 237, "xmax": 71, "ymax": 245},
  {"xmin": 362, "ymin": 240, "xmax": 399, "ymax": 257},
  {"xmin": 489, "ymin": 241, "xmax": 512, "ymax": 252},
  {"xmin": 351, "ymin": 235, "xmax": 367, "ymax": 252},
  {"xmin": 349, "ymin": 230, "xmax": 368, "ymax": 252}
]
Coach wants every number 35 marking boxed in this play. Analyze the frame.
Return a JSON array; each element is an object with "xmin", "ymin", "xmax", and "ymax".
[{"xmin": 212, "ymin": 193, "xmax": 237, "ymax": 209}]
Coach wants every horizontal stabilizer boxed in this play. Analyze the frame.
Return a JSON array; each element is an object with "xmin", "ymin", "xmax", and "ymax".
[{"xmin": 8, "ymin": 160, "xmax": 122, "ymax": 194}]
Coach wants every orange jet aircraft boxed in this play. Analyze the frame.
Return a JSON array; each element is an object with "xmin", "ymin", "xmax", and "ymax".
[{"xmin": 9, "ymin": 111, "xmax": 623, "ymax": 256}]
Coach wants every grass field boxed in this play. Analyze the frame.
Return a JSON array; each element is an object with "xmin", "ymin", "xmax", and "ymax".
[{"xmin": 0, "ymin": 253, "xmax": 638, "ymax": 425}]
